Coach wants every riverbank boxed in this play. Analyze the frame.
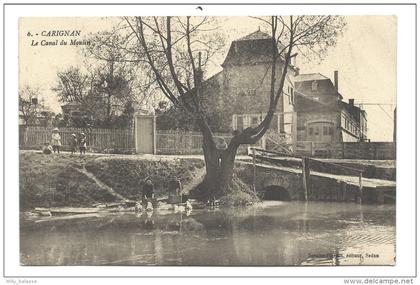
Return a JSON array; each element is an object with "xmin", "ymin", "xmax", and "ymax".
[{"xmin": 20, "ymin": 151, "xmax": 206, "ymax": 210}]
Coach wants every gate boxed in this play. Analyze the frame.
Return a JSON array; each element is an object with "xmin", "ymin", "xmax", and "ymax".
[{"xmin": 134, "ymin": 115, "xmax": 156, "ymax": 154}]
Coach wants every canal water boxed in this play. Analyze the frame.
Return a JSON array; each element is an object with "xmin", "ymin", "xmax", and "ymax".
[{"xmin": 20, "ymin": 201, "xmax": 395, "ymax": 266}]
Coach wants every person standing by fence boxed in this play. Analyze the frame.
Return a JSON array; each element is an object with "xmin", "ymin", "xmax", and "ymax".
[
  {"xmin": 69, "ymin": 134, "xmax": 78, "ymax": 155},
  {"xmin": 78, "ymin": 133, "xmax": 87, "ymax": 155},
  {"xmin": 51, "ymin": 128, "xmax": 61, "ymax": 154}
]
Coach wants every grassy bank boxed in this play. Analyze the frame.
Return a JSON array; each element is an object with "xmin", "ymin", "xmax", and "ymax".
[
  {"xmin": 84, "ymin": 156, "xmax": 205, "ymax": 200},
  {"xmin": 20, "ymin": 151, "xmax": 205, "ymax": 210},
  {"xmin": 20, "ymin": 152, "xmax": 114, "ymax": 210}
]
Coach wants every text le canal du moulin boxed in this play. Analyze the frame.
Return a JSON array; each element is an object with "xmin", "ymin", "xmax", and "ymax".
[{"xmin": 29, "ymin": 30, "xmax": 90, "ymax": 47}]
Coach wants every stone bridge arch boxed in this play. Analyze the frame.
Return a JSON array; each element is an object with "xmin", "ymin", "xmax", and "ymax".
[
  {"xmin": 253, "ymin": 165, "xmax": 304, "ymax": 201},
  {"xmin": 261, "ymin": 185, "xmax": 291, "ymax": 201}
]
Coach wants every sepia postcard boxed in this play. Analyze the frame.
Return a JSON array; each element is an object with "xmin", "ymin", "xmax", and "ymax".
[{"xmin": 17, "ymin": 14, "xmax": 397, "ymax": 268}]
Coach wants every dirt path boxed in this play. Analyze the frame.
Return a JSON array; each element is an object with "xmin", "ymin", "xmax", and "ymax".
[
  {"xmin": 182, "ymin": 167, "xmax": 206, "ymax": 194},
  {"xmin": 75, "ymin": 166, "xmax": 128, "ymax": 201},
  {"xmin": 75, "ymin": 163, "xmax": 206, "ymax": 199}
]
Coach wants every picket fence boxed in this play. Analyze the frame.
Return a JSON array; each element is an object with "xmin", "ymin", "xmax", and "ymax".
[
  {"xmin": 19, "ymin": 126, "xmax": 134, "ymax": 152},
  {"xmin": 19, "ymin": 126, "xmax": 260, "ymax": 154}
]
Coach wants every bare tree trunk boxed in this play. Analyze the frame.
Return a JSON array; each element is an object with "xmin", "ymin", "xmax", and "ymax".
[
  {"xmin": 198, "ymin": 117, "xmax": 240, "ymax": 200},
  {"xmin": 199, "ymin": 117, "xmax": 219, "ymax": 200},
  {"xmin": 199, "ymin": 144, "xmax": 240, "ymax": 200},
  {"xmin": 218, "ymin": 144, "xmax": 239, "ymax": 196}
]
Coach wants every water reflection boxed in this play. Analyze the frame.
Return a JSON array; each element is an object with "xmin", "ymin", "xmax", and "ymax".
[{"xmin": 20, "ymin": 201, "xmax": 395, "ymax": 266}]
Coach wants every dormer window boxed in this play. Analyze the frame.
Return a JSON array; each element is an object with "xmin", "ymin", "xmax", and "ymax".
[{"xmin": 311, "ymin": 80, "xmax": 318, "ymax": 91}]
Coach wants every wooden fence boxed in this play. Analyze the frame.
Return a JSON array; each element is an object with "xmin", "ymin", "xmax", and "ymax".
[
  {"xmin": 19, "ymin": 126, "xmax": 262, "ymax": 154},
  {"xmin": 155, "ymin": 130, "xmax": 262, "ymax": 154},
  {"xmin": 19, "ymin": 127, "xmax": 395, "ymax": 159},
  {"xmin": 295, "ymin": 141, "xmax": 396, "ymax": 160},
  {"xmin": 156, "ymin": 130, "xmax": 217, "ymax": 154},
  {"xmin": 19, "ymin": 126, "xmax": 135, "ymax": 152}
]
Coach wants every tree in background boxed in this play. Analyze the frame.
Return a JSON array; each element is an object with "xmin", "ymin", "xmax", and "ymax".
[
  {"xmin": 84, "ymin": 30, "xmax": 151, "ymax": 128},
  {"xmin": 19, "ymin": 85, "xmax": 41, "ymax": 126},
  {"xmin": 52, "ymin": 66, "xmax": 97, "ymax": 128},
  {"xmin": 53, "ymin": 66, "xmax": 94, "ymax": 104},
  {"xmin": 19, "ymin": 85, "xmax": 56, "ymax": 127},
  {"xmin": 52, "ymin": 62, "xmax": 136, "ymax": 129}
]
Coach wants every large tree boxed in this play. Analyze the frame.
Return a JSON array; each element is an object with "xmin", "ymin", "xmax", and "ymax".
[{"xmin": 124, "ymin": 16, "xmax": 345, "ymax": 200}]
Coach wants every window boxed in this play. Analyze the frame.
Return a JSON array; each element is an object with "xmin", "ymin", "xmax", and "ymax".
[
  {"xmin": 251, "ymin": 116, "xmax": 259, "ymax": 126},
  {"xmin": 311, "ymin": 81, "xmax": 318, "ymax": 91},
  {"xmin": 307, "ymin": 122, "xmax": 334, "ymax": 142},
  {"xmin": 236, "ymin": 116, "xmax": 244, "ymax": 131}
]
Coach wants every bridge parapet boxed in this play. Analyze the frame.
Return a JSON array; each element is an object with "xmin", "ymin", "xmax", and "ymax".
[{"xmin": 235, "ymin": 161, "xmax": 395, "ymax": 203}]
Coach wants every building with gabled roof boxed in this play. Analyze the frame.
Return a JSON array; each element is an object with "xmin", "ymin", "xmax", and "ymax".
[{"xmin": 198, "ymin": 29, "xmax": 299, "ymax": 138}]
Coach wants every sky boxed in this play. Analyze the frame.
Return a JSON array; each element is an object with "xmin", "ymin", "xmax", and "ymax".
[{"xmin": 19, "ymin": 16, "xmax": 396, "ymax": 141}]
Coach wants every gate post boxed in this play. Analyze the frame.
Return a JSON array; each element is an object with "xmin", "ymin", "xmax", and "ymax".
[{"xmin": 261, "ymin": 135, "xmax": 266, "ymax": 149}]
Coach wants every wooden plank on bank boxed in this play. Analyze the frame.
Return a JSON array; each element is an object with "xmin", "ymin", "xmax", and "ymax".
[{"xmin": 34, "ymin": 207, "xmax": 100, "ymax": 215}]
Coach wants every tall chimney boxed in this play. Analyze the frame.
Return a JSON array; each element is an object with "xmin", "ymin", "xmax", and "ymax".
[
  {"xmin": 334, "ymin": 70, "xmax": 339, "ymax": 91},
  {"xmin": 349, "ymin": 99, "xmax": 354, "ymax": 107}
]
